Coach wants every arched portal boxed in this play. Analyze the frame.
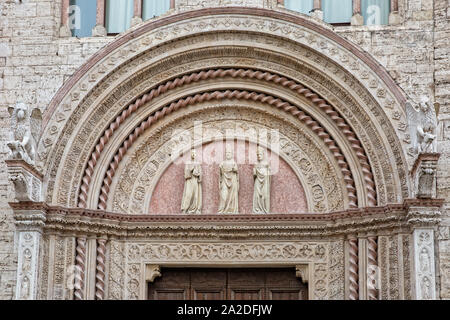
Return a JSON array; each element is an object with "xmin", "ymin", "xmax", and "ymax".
[
  {"xmin": 38, "ymin": 8, "xmax": 412, "ymax": 212},
  {"xmin": 10, "ymin": 6, "xmax": 442, "ymax": 302}
]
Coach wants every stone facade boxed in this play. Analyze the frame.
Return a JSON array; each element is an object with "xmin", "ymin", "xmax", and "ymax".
[{"xmin": 0, "ymin": 0, "xmax": 449, "ymax": 300}]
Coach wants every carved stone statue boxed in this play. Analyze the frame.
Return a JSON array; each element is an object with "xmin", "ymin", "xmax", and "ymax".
[
  {"xmin": 7, "ymin": 102, "xmax": 42, "ymax": 165},
  {"xmin": 406, "ymin": 96, "xmax": 440, "ymax": 154},
  {"xmin": 181, "ymin": 149, "xmax": 202, "ymax": 214},
  {"xmin": 218, "ymin": 148, "xmax": 239, "ymax": 214},
  {"xmin": 419, "ymin": 248, "xmax": 431, "ymax": 272},
  {"xmin": 421, "ymin": 276, "xmax": 432, "ymax": 300},
  {"xmin": 253, "ymin": 147, "xmax": 271, "ymax": 214}
]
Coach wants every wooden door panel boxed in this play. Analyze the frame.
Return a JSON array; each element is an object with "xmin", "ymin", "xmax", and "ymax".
[
  {"xmin": 268, "ymin": 289, "xmax": 306, "ymax": 300},
  {"xmin": 230, "ymin": 289, "xmax": 264, "ymax": 300},
  {"xmin": 193, "ymin": 289, "xmax": 226, "ymax": 300},
  {"xmin": 150, "ymin": 289, "xmax": 188, "ymax": 300},
  {"xmin": 148, "ymin": 268, "xmax": 308, "ymax": 300},
  {"xmin": 228, "ymin": 269, "xmax": 265, "ymax": 285},
  {"xmin": 148, "ymin": 269, "xmax": 190, "ymax": 300},
  {"xmin": 191, "ymin": 268, "xmax": 227, "ymax": 300}
]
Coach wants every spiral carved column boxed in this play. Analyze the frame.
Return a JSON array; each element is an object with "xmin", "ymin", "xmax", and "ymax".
[
  {"xmin": 74, "ymin": 237, "xmax": 87, "ymax": 300},
  {"xmin": 367, "ymin": 236, "xmax": 378, "ymax": 300},
  {"xmin": 95, "ymin": 239, "xmax": 107, "ymax": 300},
  {"xmin": 348, "ymin": 237, "xmax": 359, "ymax": 300}
]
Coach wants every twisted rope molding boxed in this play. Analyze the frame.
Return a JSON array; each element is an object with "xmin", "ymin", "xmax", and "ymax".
[
  {"xmin": 96, "ymin": 90, "xmax": 357, "ymax": 211},
  {"xmin": 74, "ymin": 237, "xmax": 86, "ymax": 300},
  {"xmin": 95, "ymin": 239, "xmax": 107, "ymax": 300},
  {"xmin": 348, "ymin": 237, "xmax": 359, "ymax": 300},
  {"xmin": 367, "ymin": 236, "xmax": 378, "ymax": 300},
  {"xmin": 76, "ymin": 68, "xmax": 376, "ymax": 209}
]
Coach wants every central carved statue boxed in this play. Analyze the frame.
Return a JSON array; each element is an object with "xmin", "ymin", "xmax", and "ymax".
[
  {"xmin": 218, "ymin": 148, "xmax": 239, "ymax": 214},
  {"xmin": 181, "ymin": 149, "xmax": 202, "ymax": 214},
  {"xmin": 253, "ymin": 147, "xmax": 271, "ymax": 214}
]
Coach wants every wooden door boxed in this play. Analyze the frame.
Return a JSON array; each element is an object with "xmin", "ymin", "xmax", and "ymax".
[{"xmin": 148, "ymin": 268, "xmax": 308, "ymax": 300}]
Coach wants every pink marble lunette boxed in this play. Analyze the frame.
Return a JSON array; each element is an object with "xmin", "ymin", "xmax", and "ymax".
[{"xmin": 149, "ymin": 141, "xmax": 308, "ymax": 215}]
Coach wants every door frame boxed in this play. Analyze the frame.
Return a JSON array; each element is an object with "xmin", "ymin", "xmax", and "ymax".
[
  {"xmin": 144, "ymin": 262, "xmax": 313, "ymax": 300},
  {"xmin": 145, "ymin": 265, "xmax": 310, "ymax": 300},
  {"xmin": 111, "ymin": 240, "xmax": 341, "ymax": 300}
]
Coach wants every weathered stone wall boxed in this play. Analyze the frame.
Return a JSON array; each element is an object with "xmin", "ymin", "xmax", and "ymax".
[
  {"xmin": 0, "ymin": 0, "xmax": 448, "ymax": 299},
  {"xmin": 434, "ymin": 0, "xmax": 450, "ymax": 300},
  {"xmin": 0, "ymin": 0, "xmax": 112, "ymax": 300}
]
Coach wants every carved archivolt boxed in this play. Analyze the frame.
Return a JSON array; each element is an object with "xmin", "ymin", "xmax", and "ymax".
[
  {"xmin": 100, "ymin": 94, "xmax": 349, "ymax": 213},
  {"xmin": 77, "ymin": 68, "xmax": 376, "ymax": 211},
  {"xmin": 38, "ymin": 11, "xmax": 410, "ymax": 211},
  {"xmin": 109, "ymin": 104, "xmax": 345, "ymax": 213}
]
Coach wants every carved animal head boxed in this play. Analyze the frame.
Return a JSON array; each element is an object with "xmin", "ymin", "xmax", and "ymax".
[
  {"xmin": 12, "ymin": 102, "xmax": 28, "ymax": 121},
  {"xmin": 419, "ymin": 96, "xmax": 430, "ymax": 112}
]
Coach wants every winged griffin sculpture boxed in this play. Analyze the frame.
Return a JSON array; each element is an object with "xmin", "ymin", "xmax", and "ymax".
[
  {"xmin": 406, "ymin": 96, "xmax": 440, "ymax": 155},
  {"xmin": 7, "ymin": 102, "xmax": 42, "ymax": 165}
]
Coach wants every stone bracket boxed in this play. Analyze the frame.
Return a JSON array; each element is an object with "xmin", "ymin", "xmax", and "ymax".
[
  {"xmin": 6, "ymin": 160, "xmax": 43, "ymax": 202},
  {"xmin": 145, "ymin": 264, "xmax": 162, "ymax": 283},
  {"xmin": 295, "ymin": 264, "xmax": 309, "ymax": 284},
  {"xmin": 410, "ymin": 153, "xmax": 440, "ymax": 199}
]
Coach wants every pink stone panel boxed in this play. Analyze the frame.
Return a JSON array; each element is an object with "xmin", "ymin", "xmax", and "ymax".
[{"xmin": 149, "ymin": 141, "xmax": 308, "ymax": 214}]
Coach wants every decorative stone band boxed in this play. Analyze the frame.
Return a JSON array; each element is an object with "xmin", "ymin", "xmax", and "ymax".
[
  {"xmin": 348, "ymin": 237, "xmax": 359, "ymax": 300},
  {"xmin": 5, "ymin": 160, "xmax": 43, "ymax": 181},
  {"xmin": 95, "ymin": 239, "xmax": 107, "ymax": 300},
  {"xmin": 367, "ymin": 236, "xmax": 378, "ymax": 300},
  {"xmin": 74, "ymin": 237, "xmax": 87, "ymax": 300},
  {"xmin": 44, "ymin": 7, "xmax": 407, "ymax": 129},
  {"xmin": 10, "ymin": 199, "xmax": 444, "ymax": 239},
  {"xmin": 95, "ymin": 89, "xmax": 357, "ymax": 211},
  {"xmin": 77, "ymin": 68, "xmax": 376, "ymax": 210}
]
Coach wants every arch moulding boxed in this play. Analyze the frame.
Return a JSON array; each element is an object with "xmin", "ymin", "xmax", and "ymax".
[
  {"xmin": 37, "ymin": 8, "xmax": 413, "ymax": 212},
  {"xmin": 8, "ymin": 6, "xmax": 447, "ymax": 303}
]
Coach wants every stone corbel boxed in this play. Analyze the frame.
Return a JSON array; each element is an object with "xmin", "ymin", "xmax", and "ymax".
[
  {"xmin": 145, "ymin": 265, "xmax": 162, "ymax": 283},
  {"xmin": 410, "ymin": 153, "xmax": 440, "ymax": 199},
  {"xmin": 6, "ymin": 160, "xmax": 43, "ymax": 202},
  {"xmin": 295, "ymin": 264, "xmax": 309, "ymax": 284}
]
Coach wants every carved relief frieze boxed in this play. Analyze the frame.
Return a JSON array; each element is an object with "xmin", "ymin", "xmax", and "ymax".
[
  {"xmin": 38, "ymin": 234, "xmax": 49, "ymax": 300},
  {"xmin": 413, "ymin": 229, "xmax": 436, "ymax": 300},
  {"xmin": 378, "ymin": 236, "xmax": 389, "ymax": 300},
  {"xmin": 402, "ymin": 234, "xmax": 412, "ymax": 300},
  {"xmin": 106, "ymin": 240, "xmax": 344, "ymax": 300},
  {"xmin": 378, "ymin": 235, "xmax": 407, "ymax": 300},
  {"xmin": 328, "ymin": 240, "xmax": 345, "ymax": 300},
  {"xmin": 15, "ymin": 232, "xmax": 41, "ymax": 300},
  {"xmin": 108, "ymin": 241, "xmax": 125, "ymax": 300},
  {"xmin": 388, "ymin": 235, "xmax": 400, "ymax": 300},
  {"xmin": 39, "ymin": 235, "xmax": 76, "ymax": 300}
]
